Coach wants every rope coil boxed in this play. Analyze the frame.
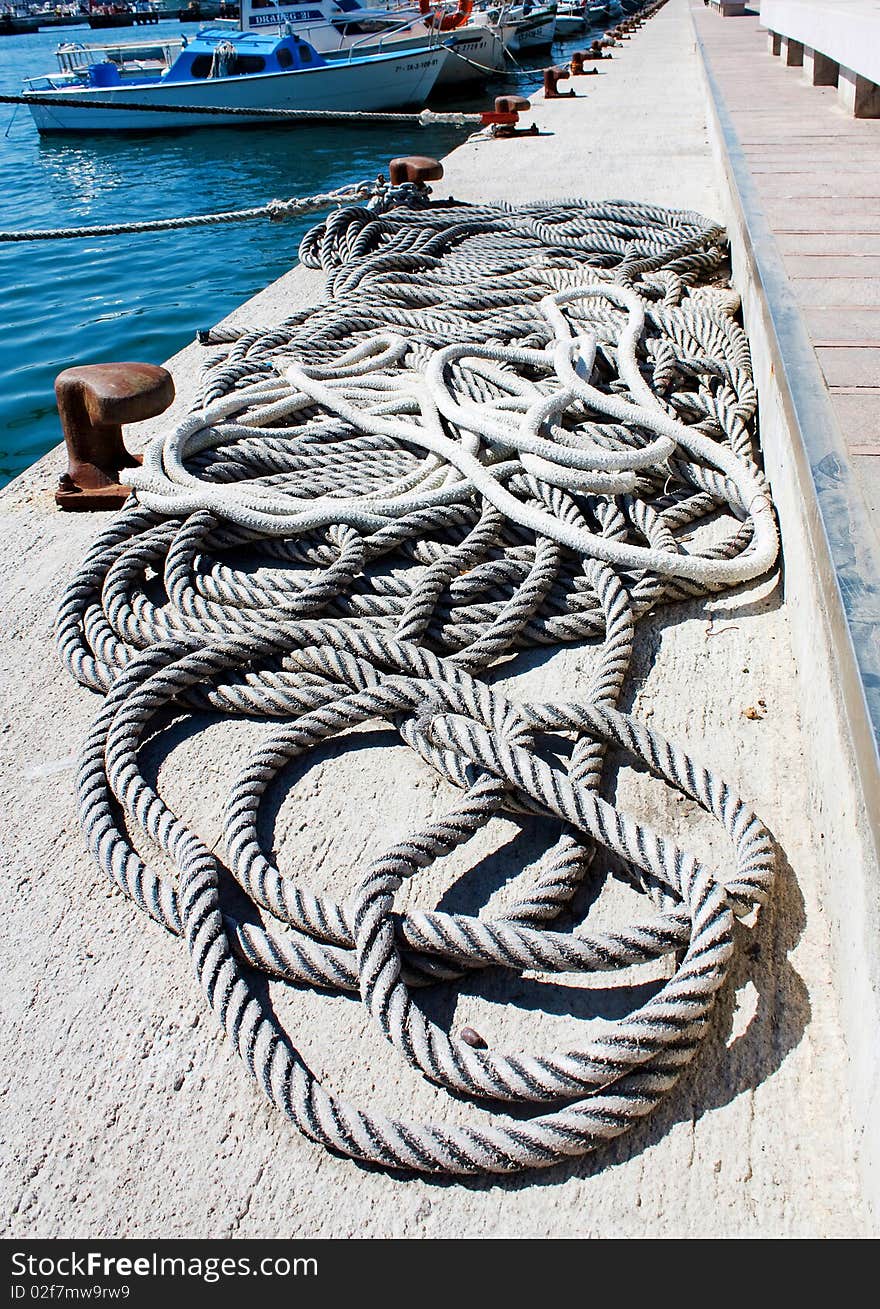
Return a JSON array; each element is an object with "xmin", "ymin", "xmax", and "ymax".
[{"xmin": 57, "ymin": 193, "xmax": 780, "ymax": 1175}]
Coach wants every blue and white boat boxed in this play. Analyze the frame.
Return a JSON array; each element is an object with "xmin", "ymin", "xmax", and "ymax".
[{"xmin": 22, "ymin": 25, "xmax": 445, "ymax": 132}]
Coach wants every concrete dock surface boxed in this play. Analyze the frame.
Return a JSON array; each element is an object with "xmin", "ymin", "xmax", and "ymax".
[{"xmin": 0, "ymin": 0, "xmax": 875, "ymax": 1237}]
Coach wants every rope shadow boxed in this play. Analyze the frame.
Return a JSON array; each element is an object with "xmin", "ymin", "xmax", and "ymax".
[{"xmin": 358, "ymin": 837, "xmax": 809, "ymax": 1192}]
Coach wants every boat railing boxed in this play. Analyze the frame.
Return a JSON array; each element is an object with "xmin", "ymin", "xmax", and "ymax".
[
  {"xmin": 54, "ymin": 38, "xmax": 182, "ymax": 74},
  {"xmin": 342, "ymin": 14, "xmax": 440, "ymax": 62},
  {"xmin": 22, "ymin": 72, "xmax": 80, "ymax": 91}
]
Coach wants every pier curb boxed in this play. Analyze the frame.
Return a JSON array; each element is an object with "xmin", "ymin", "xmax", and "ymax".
[{"xmin": 692, "ymin": 1, "xmax": 880, "ymax": 1222}]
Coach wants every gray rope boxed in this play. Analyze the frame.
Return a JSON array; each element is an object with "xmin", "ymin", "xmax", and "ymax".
[
  {"xmin": 2, "ymin": 91, "xmax": 481, "ymax": 126},
  {"xmin": 0, "ymin": 177, "xmax": 428, "ymax": 244},
  {"xmin": 56, "ymin": 188, "xmax": 779, "ymax": 1176}
]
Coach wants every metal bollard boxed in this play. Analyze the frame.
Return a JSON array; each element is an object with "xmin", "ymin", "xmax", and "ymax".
[
  {"xmin": 570, "ymin": 52, "xmax": 598, "ymax": 76},
  {"xmin": 54, "ymin": 362, "xmax": 174, "ymax": 511},
  {"xmin": 388, "ymin": 156, "xmax": 444, "ymax": 185},
  {"xmin": 483, "ymin": 94, "xmax": 538, "ymax": 136},
  {"xmin": 543, "ymin": 66, "xmax": 576, "ymax": 99}
]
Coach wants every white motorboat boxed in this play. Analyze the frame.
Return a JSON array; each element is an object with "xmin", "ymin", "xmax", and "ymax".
[
  {"xmin": 477, "ymin": 2, "xmax": 557, "ymax": 53},
  {"xmin": 237, "ymin": 0, "xmax": 506, "ymax": 85},
  {"xmin": 22, "ymin": 26, "xmax": 445, "ymax": 131},
  {"xmin": 554, "ymin": 1, "xmax": 586, "ymax": 37}
]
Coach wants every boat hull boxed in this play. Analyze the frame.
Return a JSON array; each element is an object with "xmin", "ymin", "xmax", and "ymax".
[
  {"xmin": 319, "ymin": 25, "xmax": 505, "ymax": 87},
  {"xmin": 26, "ymin": 49, "xmax": 444, "ymax": 132},
  {"xmin": 505, "ymin": 13, "xmax": 557, "ymax": 52},
  {"xmin": 435, "ymin": 27, "xmax": 506, "ymax": 84},
  {"xmin": 246, "ymin": 18, "xmax": 504, "ymax": 87}
]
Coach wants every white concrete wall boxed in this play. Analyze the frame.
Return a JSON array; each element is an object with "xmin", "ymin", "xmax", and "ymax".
[{"xmin": 760, "ymin": 0, "xmax": 880, "ymax": 85}]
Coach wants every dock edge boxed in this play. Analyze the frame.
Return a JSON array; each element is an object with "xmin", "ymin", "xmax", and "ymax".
[{"xmin": 691, "ymin": 4, "xmax": 880, "ymax": 1222}]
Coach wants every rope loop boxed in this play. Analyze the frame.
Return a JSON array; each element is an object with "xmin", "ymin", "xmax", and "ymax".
[{"xmin": 56, "ymin": 192, "xmax": 779, "ymax": 1175}]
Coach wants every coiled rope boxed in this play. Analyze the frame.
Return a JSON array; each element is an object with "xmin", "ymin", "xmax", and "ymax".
[{"xmin": 57, "ymin": 193, "xmax": 779, "ymax": 1176}]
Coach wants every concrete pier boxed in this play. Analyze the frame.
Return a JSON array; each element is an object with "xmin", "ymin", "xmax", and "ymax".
[
  {"xmin": 1, "ymin": 0, "xmax": 875, "ymax": 1237},
  {"xmin": 803, "ymin": 46, "xmax": 839, "ymax": 88}
]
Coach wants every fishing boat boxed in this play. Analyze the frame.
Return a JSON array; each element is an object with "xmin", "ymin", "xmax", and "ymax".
[
  {"xmin": 236, "ymin": 0, "xmax": 506, "ymax": 86},
  {"xmin": 477, "ymin": 2, "xmax": 557, "ymax": 53},
  {"xmin": 22, "ymin": 25, "xmax": 444, "ymax": 131},
  {"xmin": 554, "ymin": 0, "xmax": 585, "ymax": 36}
]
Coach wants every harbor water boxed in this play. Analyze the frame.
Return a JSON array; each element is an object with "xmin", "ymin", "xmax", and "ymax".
[{"xmin": 0, "ymin": 19, "xmax": 596, "ymax": 487}]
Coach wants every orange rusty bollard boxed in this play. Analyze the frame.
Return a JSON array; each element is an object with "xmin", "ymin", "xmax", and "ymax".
[
  {"xmin": 388, "ymin": 156, "xmax": 444, "ymax": 185},
  {"xmin": 570, "ymin": 51, "xmax": 598, "ymax": 76},
  {"xmin": 483, "ymin": 94, "xmax": 538, "ymax": 136},
  {"xmin": 54, "ymin": 362, "xmax": 174, "ymax": 511},
  {"xmin": 544, "ymin": 66, "xmax": 576, "ymax": 99}
]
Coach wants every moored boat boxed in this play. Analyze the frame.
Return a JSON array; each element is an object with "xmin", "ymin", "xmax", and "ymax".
[
  {"xmin": 477, "ymin": 2, "xmax": 557, "ymax": 53},
  {"xmin": 236, "ymin": 0, "xmax": 505, "ymax": 86},
  {"xmin": 554, "ymin": 0, "xmax": 585, "ymax": 37},
  {"xmin": 0, "ymin": 6, "xmax": 40, "ymax": 33},
  {"xmin": 22, "ymin": 25, "xmax": 444, "ymax": 131}
]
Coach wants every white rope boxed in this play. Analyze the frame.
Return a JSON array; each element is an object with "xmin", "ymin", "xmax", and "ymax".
[
  {"xmin": 0, "ymin": 177, "xmax": 428, "ymax": 243},
  {"xmin": 131, "ymin": 285, "xmax": 776, "ymax": 587},
  {"xmin": 57, "ymin": 180, "xmax": 779, "ymax": 1175}
]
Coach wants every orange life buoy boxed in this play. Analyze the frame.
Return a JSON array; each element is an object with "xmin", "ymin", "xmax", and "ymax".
[{"xmin": 418, "ymin": 0, "xmax": 473, "ymax": 31}]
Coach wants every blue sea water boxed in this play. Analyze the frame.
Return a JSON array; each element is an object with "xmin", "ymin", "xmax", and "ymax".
[{"xmin": 0, "ymin": 21, "xmax": 590, "ymax": 486}]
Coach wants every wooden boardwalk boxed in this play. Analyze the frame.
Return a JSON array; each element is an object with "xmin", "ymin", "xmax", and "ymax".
[{"xmin": 695, "ymin": 4, "xmax": 880, "ymax": 531}]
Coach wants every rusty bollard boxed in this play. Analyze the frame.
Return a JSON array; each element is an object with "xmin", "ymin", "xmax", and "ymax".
[
  {"xmin": 544, "ymin": 66, "xmax": 575, "ymax": 99},
  {"xmin": 487, "ymin": 94, "xmax": 537, "ymax": 136},
  {"xmin": 54, "ymin": 362, "xmax": 174, "ymax": 511},
  {"xmin": 388, "ymin": 155, "xmax": 444, "ymax": 186},
  {"xmin": 570, "ymin": 51, "xmax": 598, "ymax": 76}
]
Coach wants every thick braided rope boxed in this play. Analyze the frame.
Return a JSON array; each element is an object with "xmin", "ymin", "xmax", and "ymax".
[
  {"xmin": 56, "ymin": 194, "xmax": 779, "ymax": 1175},
  {"xmin": 80, "ymin": 623, "xmax": 772, "ymax": 1171},
  {"xmin": 0, "ymin": 177, "xmax": 429, "ymax": 244},
  {"xmin": 1, "ymin": 91, "xmax": 481, "ymax": 127}
]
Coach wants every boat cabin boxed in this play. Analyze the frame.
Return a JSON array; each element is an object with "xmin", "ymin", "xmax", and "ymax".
[
  {"xmin": 162, "ymin": 28, "xmax": 327, "ymax": 81},
  {"xmin": 64, "ymin": 27, "xmax": 328, "ymax": 90}
]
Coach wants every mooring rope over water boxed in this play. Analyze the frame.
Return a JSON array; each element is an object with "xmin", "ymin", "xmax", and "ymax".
[
  {"xmin": 0, "ymin": 176, "xmax": 429, "ymax": 243},
  {"xmin": 57, "ymin": 192, "xmax": 779, "ymax": 1175},
  {"xmin": 0, "ymin": 90, "xmax": 482, "ymax": 126}
]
